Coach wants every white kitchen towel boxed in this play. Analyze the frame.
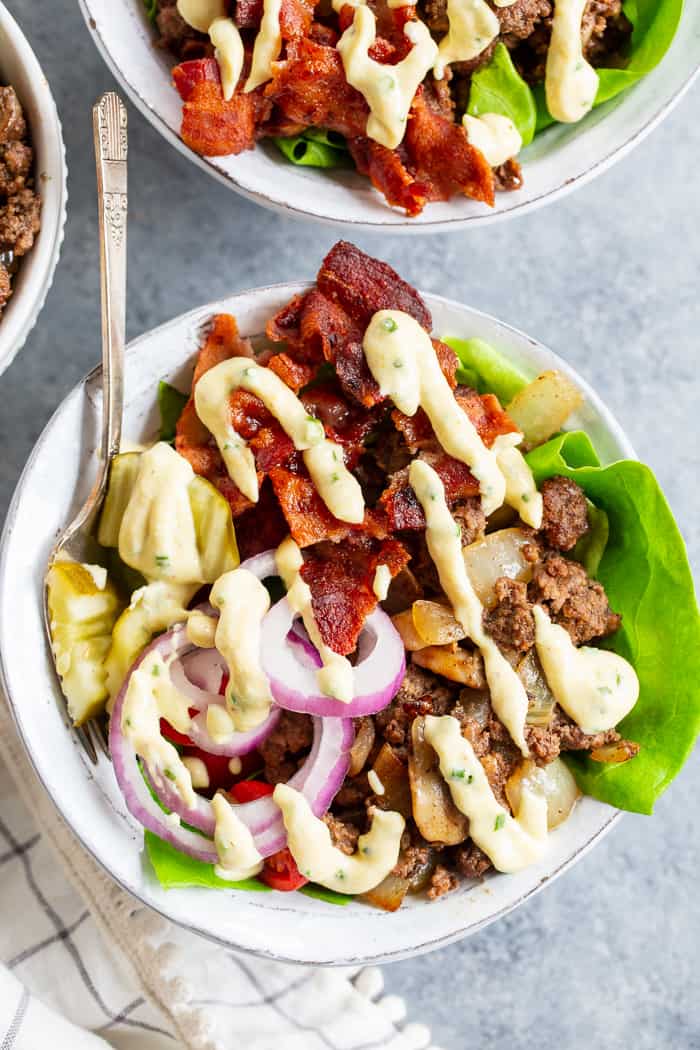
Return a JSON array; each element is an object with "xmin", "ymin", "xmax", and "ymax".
[{"xmin": 0, "ymin": 695, "xmax": 438, "ymax": 1050}]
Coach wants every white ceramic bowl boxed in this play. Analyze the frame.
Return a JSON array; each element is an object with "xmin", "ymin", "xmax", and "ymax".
[
  {"xmin": 0, "ymin": 284, "xmax": 633, "ymax": 964},
  {"xmin": 0, "ymin": 3, "xmax": 67, "ymax": 375},
  {"xmin": 78, "ymin": 0, "xmax": 699, "ymax": 231}
]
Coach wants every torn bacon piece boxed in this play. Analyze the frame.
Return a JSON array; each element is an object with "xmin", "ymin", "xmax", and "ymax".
[
  {"xmin": 348, "ymin": 137, "xmax": 429, "ymax": 218},
  {"xmin": 269, "ymin": 465, "xmax": 389, "ymax": 548},
  {"xmin": 379, "ymin": 453, "xmax": 480, "ymax": 531},
  {"xmin": 300, "ymin": 536, "xmax": 409, "ymax": 654},
  {"xmin": 234, "ymin": 478, "xmax": 289, "ymax": 560},
  {"xmin": 179, "ymin": 78, "xmax": 270, "ymax": 156},
  {"xmin": 173, "ymin": 58, "xmax": 221, "ymax": 102},
  {"xmin": 392, "ymin": 386, "xmax": 519, "ymax": 452},
  {"xmin": 267, "ymin": 352, "xmax": 317, "ymax": 393}
]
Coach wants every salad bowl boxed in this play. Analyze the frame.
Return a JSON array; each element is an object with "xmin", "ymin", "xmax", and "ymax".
[
  {"xmin": 0, "ymin": 282, "xmax": 638, "ymax": 964},
  {"xmin": 77, "ymin": 0, "xmax": 700, "ymax": 231}
]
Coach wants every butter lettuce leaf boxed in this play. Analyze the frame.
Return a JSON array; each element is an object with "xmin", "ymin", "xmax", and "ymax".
[
  {"xmin": 274, "ymin": 135, "xmax": 349, "ymax": 169},
  {"xmin": 535, "ymin": 0, "xmax": 683, "ymax": 130},
  {"xmin": 526, "ymin": 432, "xmax": 700, "ymax": 814},
  {"xmin": 468, "ymin": 43, "xmax": 538, "ymax": 146},
  {"xmin": 443, "ymin": 336, "xmax": 529, "ymax": 403},
  {"xmin": 158, "ymin": 381, "xmax": 188, "ymax": 444}
]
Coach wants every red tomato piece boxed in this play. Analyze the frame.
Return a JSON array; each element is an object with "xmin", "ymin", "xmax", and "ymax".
[
  {"xmin": 230, "ymin": 780, "xmax": 274, "ymax": 804},
  {"xmin": 261, "ymin": 848, "xmax": 309, "ymax": 892}
]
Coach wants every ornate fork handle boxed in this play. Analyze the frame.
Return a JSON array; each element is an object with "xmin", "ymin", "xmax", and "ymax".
[{"xmin": 93, "ymin": 92, "xmax": 127, "ymax": 473}]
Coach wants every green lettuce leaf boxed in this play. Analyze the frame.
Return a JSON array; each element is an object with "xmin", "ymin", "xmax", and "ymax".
[
  {"xmin": 142, "ymin": 0, "xmax": 158, "ymax": 22},
  {"xmin": 535, "ymin": 0, "xmax": 683, "ymax": 131},
  {"xmin": 526, "ymin": 432, "xmax": 700, "ymax": 814},
  {"xmin": 145, "ymin": 831, "xmax": 271, "ymax": 891},
  {"xmin": 158, "ymin": 381, "xmax": 188, "ymax": 444},
  {"xmin": 274, "ymin": 135, "xmax": 349, "ymax": 169},
  {"xmin": 443, "ymin": 336, "xmax": 529, "ymax": 403},
  {"xmin": 145, "ymin": 832, "xmax": 352, "ymax": 904},
  {"xmin": 573, "ymin": 501, "xmax": 610, "ymax": 577},
  {"xmin": 302, "ymin": 128, "xmax": 348, "ymax": 151},
  {"xmin": 467, "ymin": 43, "xmax": 538, "ymax": 146}
]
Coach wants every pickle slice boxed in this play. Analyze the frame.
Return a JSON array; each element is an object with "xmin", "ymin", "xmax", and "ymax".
[
  {"xmin": 47, "ymin": 562, "xmax": 123, "ymax": 725},
  {"xmin": 104, "ymin": 581, "xmax": 199, "ymax": 704},
  {"xmin": 97, "ymin": 449, "xmax": 239, "ymax": 584}
]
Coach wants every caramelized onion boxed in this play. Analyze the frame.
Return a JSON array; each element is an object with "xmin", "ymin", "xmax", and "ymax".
[
  {"xmin": 505, "ymin": 757, "xmax": 580, "ymax": 830},
  {"xmin": 463, "ymin": 527, "xmax": 534, "ymax": 609},
  {"xmin": 408, "ymin": 717, "xmax": 469, "ymax": 845}
]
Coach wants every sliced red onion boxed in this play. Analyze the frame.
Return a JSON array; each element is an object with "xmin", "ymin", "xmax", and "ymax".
[
  {"xmin": 261, "ymin": 599, "xmax": 406, "ymax": 718},
  {"xmin": 286, "ymin": 623, "xmax": 322, "ymax": 669},
  {"xmin": 239, "ymin": 549, "xmax": 278, "ymax": 580},
  {"xmin": 110, "ymin": 630, "xmax": 355, "ymax": 859}
]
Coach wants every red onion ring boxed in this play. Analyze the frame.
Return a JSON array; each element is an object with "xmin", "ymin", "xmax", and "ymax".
[
  {"xmin": 110, "ymin": 629, "xmax": 356, "ymax": 859},
  {"xmin": 260, "ymin": 598, "xmax": 406, "ymax": 718}
]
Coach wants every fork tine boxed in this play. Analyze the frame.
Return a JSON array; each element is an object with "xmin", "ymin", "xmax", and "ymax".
[
  {"xmin": 76, "ymin": 724, "xmax": 98, "ymax": 765},
  {"xmin": 89, "ymin": 718, "xmax": 110, "ymax": 758}
]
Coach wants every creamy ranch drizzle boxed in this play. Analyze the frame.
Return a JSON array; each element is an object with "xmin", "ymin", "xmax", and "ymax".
[
  {"xmin": 212, "ymin": 792, "xmax": 264, "ymax": 881},
  {"xmin": 545, "ymin": 0, "xmax": 599, "ymax": 123},
  {"xmin": 121, "ymin": 641, "xmax": 196, "ymax": 808},
  {"xmin": 433, "ymin": 0, "xmax": 499, "ymax": 80},
  {"xmin": 337, "ymin": 8, "xmax": 438, "ymax": 150},
  {"xmin": 492, "ymin": 433, "xmax": 543, "ymax": 529},
  {"xmin": 276, "ymin": 537, "xmax": 354, "ymax": 701},
  {"xmin": 372, "ymin": 564, "xmax": 392, "ymax": 601},
  {"xmin": 119, "ymin": 442, "xmax": 203, "ymax": 584},
  {"xmin": 176, "ymin": 2, "xmax": 245, "ymax": 101},
  {"xmin": 462, "ymin": 113, "xmax": 522, "ymax": 168},
  {"xmin": 186, "ymin": 610, "xmax": 217, "ymax": 648},
  {"xmin": 194, "ymin": 358, "xmax": 364, "ymax": 523},
  {"xmin": 246, "ymin": 0, "xmax": 283, "ymax": 92},
  {"xmin": 424, "ymin": 715, "xmax": 547, "ymax": 872},
  {"xmin": 364, "ymin": 310, "xmax": 506, "ymax": 516},
  {"xmin": 533, "ymin": 606, "xmax": 639, "ymax": 733},
  {"xmin": 410, "ymin": 459, "xmax": 530, "ymax": 754},
  {"xmin": 274, "ymin": 783, "xmax": 404, "ymax": 893},
  {"xmin": 210, "ymin": 568, "xmax": 273, "ymax": 731}
]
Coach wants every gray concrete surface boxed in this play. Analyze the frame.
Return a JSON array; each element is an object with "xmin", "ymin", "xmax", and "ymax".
[{"xmin": 0, "ymin": 2, "xmax": 698, "ymax": 1047}]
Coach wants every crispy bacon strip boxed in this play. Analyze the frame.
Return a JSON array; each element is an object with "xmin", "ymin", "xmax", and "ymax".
[
  {"xmin": 348, "ymin": 137, "xmax": 428, "ymax": 218},
  {"xmin": 379, "ymin": 453, "xmax": 480, "ymax": 530},
  {"xmin": 179, "ymin": 78, "xmax": 269, "ymax": 156},
  {"xmin": 300, "ymin": 536, "xmax": 409, "ymax": 654},
  {"xmin": 392, "ymin": 387, "xmax": 518, "ymax": 451}
]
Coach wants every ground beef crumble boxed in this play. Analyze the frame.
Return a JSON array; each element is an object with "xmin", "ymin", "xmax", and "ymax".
[
  {"xmin": 0, "ymin": 86, "xmax": 40, "ymax": 317},
  {"xmin": 540, "ymin": 476, "xmax": 590, "ymax": 552},
  {"xmin": 529, "ymin": 552, "xmax": 621, "ymax": 645}
]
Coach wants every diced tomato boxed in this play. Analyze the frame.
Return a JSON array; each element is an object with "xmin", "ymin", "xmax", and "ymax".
[
  {"xmin": 261, "ymin": 847, "xmax": 309, "ymax": 892},
  {"xmin": 230, "ymin": 780, "xmax": 274, "ymax": 804},
  {"xmin": 172, "ymin": 58, "xmax": 221, "ymax": 102}
]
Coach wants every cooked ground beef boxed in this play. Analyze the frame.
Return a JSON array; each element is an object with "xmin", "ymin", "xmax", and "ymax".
[
  {"xmin": 529, "ymin": 552, "xmax": 621, "ymax": 645},
  {"xmin": 392, "ymin": 839, "xmax": 434, "ymax": 880},
  {"xmin": 540, "ymin": 476, "xmax": 590, "ymax": 551},
  {"xmin": 427, "ymin": 864, "xmax": 458, "ymax": 899},
  {"xmin": 483, "ymin": 577, "xmax": 535, "ymax": 657},
  {"xmin": 0, "ymin": 86, "xmax": 40, "ymax": 316},
  {"xmin": 258, "ymin": 710, "xmax": 313, "ymax": 784},
  {"xmin": 375, "ymin": 664, "xmax": 455, "ymax": 751},
  {"xmin": 526, "ymin": 707, "xmax": 623, "ymax": 762},
  {"xmin": 451, "ymin": 841, "xmax": 493, "ymax": 880},
  {"xmin": 497, "ymin": 0, "xmax": 552, "ymax": 44},
  {"xmin": 454, "ymin": 497, "xmax": 487, "ymax": 547},
  {"xmin": 493, "ymin": 158, "xmax": 524, "ymax": 193},
  {"xmin": 324, "ymin": 813, "xmax": 360, "ymax": 855}
]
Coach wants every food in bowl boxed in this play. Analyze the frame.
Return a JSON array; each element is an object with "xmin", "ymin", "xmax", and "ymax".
[
  {"xmin": 0, "ymin": 84, "xmax": 41, "ymax": 317},
  {"xmin": 47, "ymin": 241, "xmax": 699, "ymax": 908},
  {"xmin": 143, "ymin": 0, "xmax": 681, "ymax": 216}
]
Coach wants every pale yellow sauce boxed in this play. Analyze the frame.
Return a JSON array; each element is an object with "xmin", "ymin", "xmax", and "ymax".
[
  {"xmin": 212, "ymin": 793, "xmax": 264, "ymax": 881},
  {"xmin": 194, "ymin": 358, "xmax": 364, "ymax": 523},
  {"xmin": 186, "ymin": 610, "xmax": 218, "ymax": 649},
  {"xmin": 337, "ymin": 8, "xmax": 438, "ymax": 150},
  {"xmin": 206, "ymin": 704, "xmax": 236, "ymax": 743},
  {"xmin": 492, "ymin": 433, "xmax": 543, "ymax": 529},
  {"xmin": 372, "ymin": 564, "xmax": 392, "ymax": 601},
  {"xmin": 245, "ymin": 0, "xmax": 283, "ymax": 92},
  {"xmin": 410, "ymin": 459, "xmax": 530, "ymax": 755},
  {"xmin": 118, "ymin": 442, "xmax": 203, "ymax": 584},
  {"xmin": 183, "ymin": 755, "xmax": 210, "ymax": 790},
  {"xmin": 462, "ymin": 113, "xmax": 523, "ymax": 168},
  {"xmin": 364, "ymin": 311, "xmax": 505, "ymax": 515},
  {"xmin": 209, "ymin": 17, "xmax": 244, "ymax": 101},
  {"xmin": 367, "ymin": 769, "xmax": 385, "ymax": 795},
  {"xmin": 210, "ymin": 568, "xmax": 274, "ymax": 731},
  {"xmin": 274, "ymin": 783, "xmax": 405, "ymax": 893},
  {"xmin": 176, "ymin": 0, "xmax": 225, "ymax": 32},
  {"xmin": 121, "ymin": 645, "xmax": 196, "ymax": 807},
  {"xmin": 533, "ymin": 606, "xmax": 639, "ymax": 734},
  {"xmin": 276, "ymin": 537, "xmax": 354, "ymax": 702},
  {"xmin": 424, "ymin": 715, "xmax": 548, "ymax": 872},
  {"xmin": 545, "ymin": 0, "xmax": 599, "ymax": 123},
  {"xmin": 433, "ymin": 0, "xmax": 499, "ymax": 80}
]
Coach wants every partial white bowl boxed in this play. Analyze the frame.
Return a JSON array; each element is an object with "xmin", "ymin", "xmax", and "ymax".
[
  {"xmin": 78, "ymin": 0, "xmax": 699, "ymax": 231},
  {"xmin": 0, "ymin": 284, "xmax": 634, "ymax": 964},
  {"xmin": 0, "ymin": 3, "xmax": 67, "ymax": 376}
]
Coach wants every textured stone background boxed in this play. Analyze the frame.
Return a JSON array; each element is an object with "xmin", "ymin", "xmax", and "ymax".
[{"xmin": 0, "ymin": 3, "xmax": 698, "ymax": 1047}]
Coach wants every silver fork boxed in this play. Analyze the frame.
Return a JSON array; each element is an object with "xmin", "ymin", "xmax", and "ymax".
[{"xmin": 42, "ymin": 92, "xmax": 128, "ymax": 765}]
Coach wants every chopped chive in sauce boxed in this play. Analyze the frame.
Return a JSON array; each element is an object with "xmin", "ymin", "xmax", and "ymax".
[
  {"xmin": 151, "ymin": 664, "xmax": 160, "ymax": 677},
  {"xmin": 382, "ymin": 316, "xmax": 398, "ymax": 333},
  {"xmin": 331, "ymin": 472, "xmax": 340, "ymax": 483},
  {"xmin": 155, "ymin": 554, "xmax": 169, "ymax": 568},
  {"xmin": 494, "ymin": 813, "xmax": 506, "ymax": 831},
  {"xmin": 393, "ymin": 358, "xmax": 404, "ymax": 368},
  {"xmin": 335, "ymin": 868, "xmax": 346, "ymax": 880},
  {"xmin": 164, "ymin": 768, "xmax": 176, "ymax": 782}
]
